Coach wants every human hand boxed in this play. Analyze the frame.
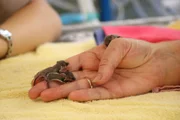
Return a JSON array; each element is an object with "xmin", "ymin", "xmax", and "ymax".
[
  {"xmin": 0, "ymin": 38, "xmax": 8, "ymax": 59},
  {"xmin": 28, "ymin": 38, "xmax": 180, "ymax": 102}
]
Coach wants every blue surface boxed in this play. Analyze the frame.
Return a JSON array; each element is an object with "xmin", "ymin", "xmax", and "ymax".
[
  {"xmin": 93, "ymin": 28, "xmax": 105, "ymax": 45},
  {"xmin": 60, "ymin": 13, "xmax": 98, "ymax": 25},
  {"xmin": 99, "ymin": 0, "xmax": 113, "ymax": 21}
]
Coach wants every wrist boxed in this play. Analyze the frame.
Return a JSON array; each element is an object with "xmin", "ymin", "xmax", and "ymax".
[
  {"xmin": 0, "ymin": 38, "xmax": 8, "ymax": 59},
  {"xmin": 154, "ymin": 40, "xmax": 180, "ymax": 86}
]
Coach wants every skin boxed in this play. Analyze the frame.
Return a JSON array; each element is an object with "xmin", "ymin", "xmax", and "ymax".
[
  {"xmin": 29, "ymin": 38, "xmax": 180, "ymax": 102},
  {"xmin": 0, "ymin": 0, "xmax": 61, "ymax": 58}
]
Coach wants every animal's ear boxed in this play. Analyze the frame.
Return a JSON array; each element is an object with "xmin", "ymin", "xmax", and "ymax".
[
  {"xmin": 56, "ymin": 60, "xmax": 64, "ymax": 65},
  {"xmin": 104, "ymin": 34, "xmax": 121, "ymax": 46},
  {"xmin": 56, "ymin": 60, "xmax": 69, "ymax": 66},
  {"xmin": 56, "ymin": 60, "xmax": 62, "ymax": 64}
]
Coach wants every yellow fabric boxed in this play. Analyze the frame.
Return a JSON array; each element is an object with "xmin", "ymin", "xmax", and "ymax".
[
  {"xmin": 1, "ymin": 22, "xmax": 180, "ymax": 119},
  {"xmin": 168, "ymin": 20, "xmax": 180, "ymax": 30}
]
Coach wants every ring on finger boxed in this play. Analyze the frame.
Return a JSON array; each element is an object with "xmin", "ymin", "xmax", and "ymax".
[{"xmin": 86, "ymin": 78, "xmax": 93, "ymax": 89}]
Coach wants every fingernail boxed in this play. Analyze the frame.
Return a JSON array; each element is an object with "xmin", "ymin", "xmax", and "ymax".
[{"xmin": 92, "ymin": 74, "xmax": 102, "ymax": 84}]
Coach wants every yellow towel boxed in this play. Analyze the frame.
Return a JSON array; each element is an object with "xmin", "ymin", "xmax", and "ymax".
[
  {"xmin": 168, "ymin": 20, "xmax": 180, "ymax": 30},
  {"xmin": 1, "ymin": 26, "xmax": 180, "ymax": 119}
]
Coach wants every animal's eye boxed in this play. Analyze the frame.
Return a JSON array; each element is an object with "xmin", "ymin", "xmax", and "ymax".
[{"xmin": 61, "ymin": 78, "xmax": 65, "ymax": 82}]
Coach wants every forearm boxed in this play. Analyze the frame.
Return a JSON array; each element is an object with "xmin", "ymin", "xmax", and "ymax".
[
  {"xmin": 155, "ymin": 40, "xmax": 180, "ymax": 85},
  {"xmin": 0, "ymin": 38, "xmax": 8, "ymax": 58},
  {"xmin": 0, "ymin": 0, "xmax": 61, "ymax": 58},
  {"xmin": 167, "ymin": 40, "xmax": 180, "ymax": 85}
]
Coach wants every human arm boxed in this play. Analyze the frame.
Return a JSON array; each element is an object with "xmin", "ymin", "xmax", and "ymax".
[
  {"xmin": 153, "ymin": 40, "xmax": 180, "ymax": 85},
  {"xmin": 92, "ymin": 36, "xmax": 180, "ymax": 86},
  {"xmin": 0, "ymin": 0, "xmax": 61, "ymax": 58},
  {"xmin": 28, "ymin": 38, "xmax": 180, "ymax": 102}
]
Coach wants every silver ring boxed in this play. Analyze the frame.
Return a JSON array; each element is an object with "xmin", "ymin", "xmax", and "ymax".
[{"xmin": 86, "ymin": 78, "xmax": 93, "ymax": 89}]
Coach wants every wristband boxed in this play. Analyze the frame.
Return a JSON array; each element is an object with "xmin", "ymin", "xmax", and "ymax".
[{"xmin": 0, "ymin": 29, "xmax": 12, "ymax": 58}]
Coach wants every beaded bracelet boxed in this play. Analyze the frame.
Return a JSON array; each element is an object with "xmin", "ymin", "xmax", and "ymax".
[{"xmin": 0, "ymin": 29, "xmax": 12, "ymax": 58}]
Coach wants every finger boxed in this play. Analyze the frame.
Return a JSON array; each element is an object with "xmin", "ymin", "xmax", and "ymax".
[
  {"xmin": 66, "ymin": 45, "xmax": 105, "ymax": 71},
  {"xmin": 28, "ymin": 81, "xmax": 60, "ymax": 99},
  {"xmin": 68, "ymin": 87, "xmax": 114, "ymax": 101},
  {"xmin": 66, "ymin": 53, "xmax": 82, "ymax": 71},
  {"xmin": 72, "ymin": 70, "xmax": 97, "ymax": 80},
  {"xmin": 40, "ymin": 78, "xmax": 92, "ymax": 102},
  {"xmin": 93, "ymin": 38, "xmax": 131, "ymax": 85},
  {"xmin": 29, "ymin": 70, "xmax": 97, "ymax": 100},
  {"xmin": 67, "ymin": 52, "xmax": 99, "ymax": 71}
]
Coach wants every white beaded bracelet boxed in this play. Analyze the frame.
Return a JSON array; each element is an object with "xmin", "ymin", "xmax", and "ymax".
[{"xmin": 0, "ymin": 29, "xmax": 12, "ymax": 58}]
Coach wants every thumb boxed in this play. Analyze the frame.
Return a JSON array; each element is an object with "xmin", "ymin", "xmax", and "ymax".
[{"xmin": 92, "ymin": 38, "xmax": 132, "ymax": 85}]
